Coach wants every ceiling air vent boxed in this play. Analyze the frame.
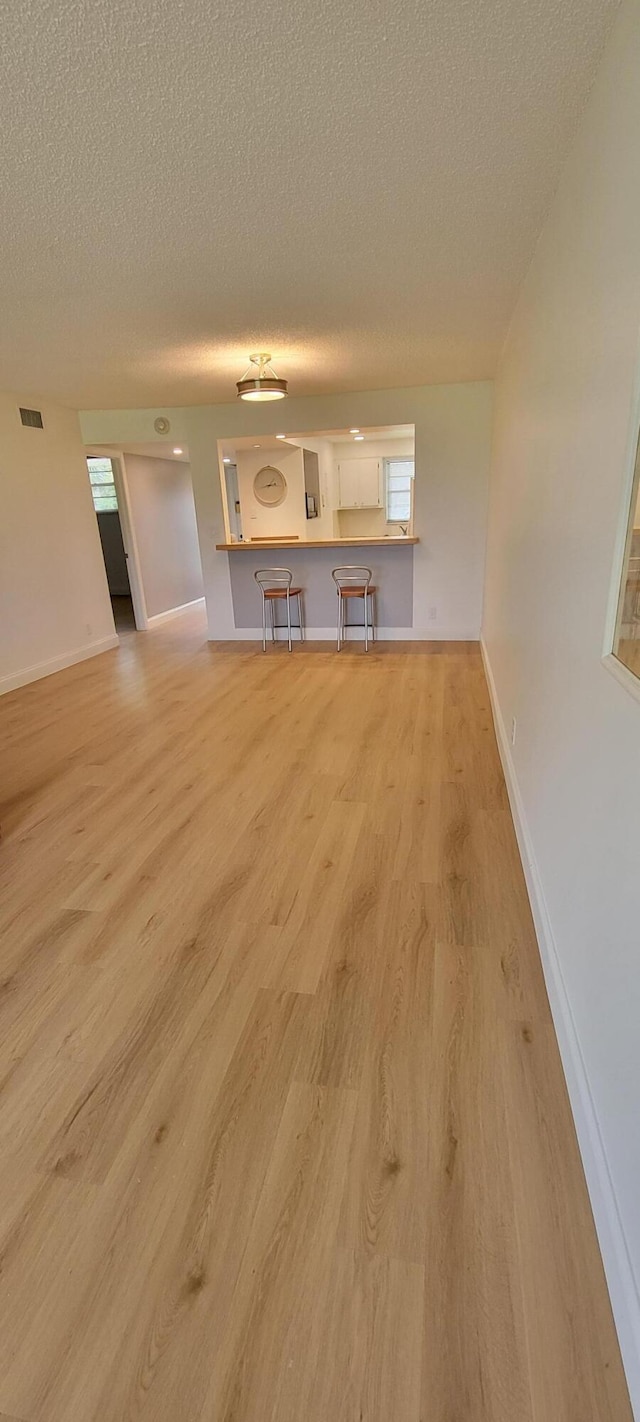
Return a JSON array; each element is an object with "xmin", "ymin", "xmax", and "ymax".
[{"xmin": 19, "ymin": 407, "xmax": 44, "ymax": 428}]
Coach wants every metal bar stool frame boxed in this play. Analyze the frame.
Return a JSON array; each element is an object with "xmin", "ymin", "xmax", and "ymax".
[
  {"xmin": 332, "ymin": 566, "xmax": 376, "ymax": 652},
  {"xmin": 254, "ymin": 568, "xmax": 304, "ymax": 652}
]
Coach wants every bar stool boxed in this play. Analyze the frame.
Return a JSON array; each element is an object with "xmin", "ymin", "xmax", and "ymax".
[
  {"xmin": 254, "ymin": 569, "xmax": 304, "ymax": 652},
  {"xmin": 332, "ymin": 566, "xmax": 376, "ymax": 651}
]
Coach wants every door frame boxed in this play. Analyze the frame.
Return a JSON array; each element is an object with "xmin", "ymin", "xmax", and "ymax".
[
  {"xmin": 87, "ymin": 446, "xmax": 148, "ymax": 631},
  {"xmin": 111, "ymin": 454, "xmax": 148, "ymax": 630}
]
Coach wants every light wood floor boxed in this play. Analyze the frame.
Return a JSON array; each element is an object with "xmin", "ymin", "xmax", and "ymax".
[{"xmin": 0, "ymin": 612, "xmax": 631, "ymax": 1421}]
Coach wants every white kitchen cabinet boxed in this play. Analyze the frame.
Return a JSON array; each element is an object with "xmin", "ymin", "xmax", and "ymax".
[{"xmin": 337, "ymin": 457, "xmax": 382, "ymax": 509}]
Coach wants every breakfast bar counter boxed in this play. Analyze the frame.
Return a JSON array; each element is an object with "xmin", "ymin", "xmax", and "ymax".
[
  {"xmin": 215, "ymin": 536, "xmax": 419, "ymax": 551},
  {"xmin": 215, "ymin": 536, "xmax": 419, "ymax": 639}
]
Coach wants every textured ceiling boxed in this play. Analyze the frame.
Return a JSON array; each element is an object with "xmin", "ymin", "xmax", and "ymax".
[{"xmin": 1, "ymin": 0, "xmax": 618, "ymax": 408}]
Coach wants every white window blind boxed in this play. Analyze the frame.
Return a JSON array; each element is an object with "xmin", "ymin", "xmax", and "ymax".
[
  {"xmin": 87, "ymin": 456, "xmax": 118, "ymax": 512},
  {"xmin": 384, "ymin": 458, "xmax": 414, "ymax": 522}
]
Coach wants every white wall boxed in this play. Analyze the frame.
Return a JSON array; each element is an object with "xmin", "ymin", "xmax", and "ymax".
[
  {"xmin": 235, "ymin": 443, "xmax": 307, "ymax": 541},
  {"xmin": 0, "ymin": 393, "xmax": 116, "ymax": 693},
  {"xmin": 189, "ymin": 385, "xmax": 492, "ymax": 638},
  {"xmin": 121, "ymin": 454, "xmax": 204, "ymax": 618},
  {"xmin": 232, "ymin": 438, "xmax": 338, "ymax": 542},
  {"xmin": 482, "ymin": 1, "xmax": 640, "ymax": 1407},
  {"xmin": 283, "ymin": 436, "xmax": 338, "ymax": 539},
  {"xmin": 82, "ymin": 383, "xmax": 492, "ymax": 640}
]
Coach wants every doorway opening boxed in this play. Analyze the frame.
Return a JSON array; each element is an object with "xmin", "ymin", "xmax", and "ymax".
[
  {"xmin": 217, "ymin": 424, "xmax": 415, "ymax": 545},
  {"xmin": 86, "ymin": 456, "xmax": 138, "ymax": 633}
]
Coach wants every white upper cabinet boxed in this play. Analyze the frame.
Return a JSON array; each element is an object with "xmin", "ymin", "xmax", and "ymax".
[
  {"xmin": 337, "ymin": 457, "xmax": 383, "ymax": 509},
  {"xmin": 336, "ymin": 459, "xmax": 362, "ymax": 509}
]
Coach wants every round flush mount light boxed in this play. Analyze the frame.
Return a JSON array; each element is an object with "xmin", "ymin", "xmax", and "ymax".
[
  {"xmin": 154, "ymin": 416, "xmax": 170, "ymax": 434},
  {"xmin": 173, "ymin": 447, "xmax": 183, "ymax": 455},
  {"xmin": 350, "ymin": 428, "xmax": 359, "ymax": 434},
  {"xmin": 236, "ymin": 352, "xmax": 288, "ymax": 402},
  {"xmin": 223, "ymin": 456, "xmax": 231, "ymax": 463},
  {"xmin": 354, "ymin": 434, "xmax": 365, "ymax": 441},
  {"xmin": 276, "ymin": 433, "xmax": 286, "ymax": 440}
]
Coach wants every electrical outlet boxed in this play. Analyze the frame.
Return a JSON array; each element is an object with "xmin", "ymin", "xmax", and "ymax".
[
  {"xmin": 428, "ymin": 605, "xmax": 437, "ymax": 622},
  {"xmin": 511, "ymin": 717, "xmax": 517, "ymax": 746}
]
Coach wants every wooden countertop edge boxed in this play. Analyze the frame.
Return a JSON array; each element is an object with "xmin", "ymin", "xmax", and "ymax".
[{"xmin": 216, "ymin": 536, "xmax": 419, "ymax": 551}]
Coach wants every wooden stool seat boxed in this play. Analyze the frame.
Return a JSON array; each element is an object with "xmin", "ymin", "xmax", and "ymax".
[
  {"xmin": 338, "ymin": 585, "xmax": 376, "ymax": 598},
  {"xmin": 263, "ymin": 586, "xmax": 303, "ymax": 599}
]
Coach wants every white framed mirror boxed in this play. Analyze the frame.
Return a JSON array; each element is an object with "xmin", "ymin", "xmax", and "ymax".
[{"xmin": 612, "ymin": 429, "xmax": 640, "ymax": 679}]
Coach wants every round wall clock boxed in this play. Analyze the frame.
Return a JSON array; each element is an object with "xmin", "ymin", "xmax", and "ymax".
[{"xmin": 253, "ymin": 464, "xmax": 287, "ymax": 507}]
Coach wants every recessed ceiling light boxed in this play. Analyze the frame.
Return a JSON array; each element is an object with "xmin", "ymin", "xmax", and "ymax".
[
  {"xmin": 253, "ymin": 444, "xmax": 260, "ymax": 448},
  {"xmin": 236, "ymin": 352, "xmax": 288, "ymax": 402},
  {"xmin": 350, "ymin": 428, "xmax": 360, "ymax": 434},
  {"xmin": 173, "ymin": 447, "xmax": 183, "ymax": 455},
  {"xmin": 354, "ymin": 435, "xmax": 365, "ymax": 441},
  {"xmin": 276, "ymin": 434, "xmax": 286, "ymax": 439},
  {"xmin": 223, "ymin": 456, "xmax": 231, "ymax": 463}
]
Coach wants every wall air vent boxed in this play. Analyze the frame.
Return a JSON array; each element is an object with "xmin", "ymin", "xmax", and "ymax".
[{"xmin": 19, "ymin": 407, "xmax": 44, "ymax": 428}]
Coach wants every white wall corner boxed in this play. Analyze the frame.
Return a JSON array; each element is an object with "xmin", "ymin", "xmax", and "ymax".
[
  {"xmin": 480, "ymin": 638, "xmax": 640, "ymax": 1417},
  {"xmin": 0, "ymin": 634, "xmax": 120, "ymax": 697}
]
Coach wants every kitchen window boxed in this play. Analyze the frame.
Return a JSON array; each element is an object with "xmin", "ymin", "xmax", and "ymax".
[{"xmin": 384, "ymin": 457, "xmax": 414, "ymax": 523}]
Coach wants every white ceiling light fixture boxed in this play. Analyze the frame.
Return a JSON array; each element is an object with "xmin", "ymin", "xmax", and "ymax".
[
  {"xmin": 350, "ymin": 428, "xmax": 360, "ymax": 434},
  {"xmin": 236, "ymin": 352, "xmax": 288, "ymax": 402},
  {"xmin": 223, "ymin": 456, "xmax": 231, "ymax": 463},
  {"xmin": 354, "ymin": 434, "xmax": 365, "ymax": 441},
  {"xmin": 173, "ymin": 446, "xmax": 183, "ymax": 455},
  {"xmin": 276, "ymin": 433, "xmax": 286, "ymax": 439}
]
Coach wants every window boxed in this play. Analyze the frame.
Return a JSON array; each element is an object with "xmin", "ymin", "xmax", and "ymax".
[
  {"xmin": 87, "ymin": 456, "xmax": 118, "ymax": 512},
  {"xmin": 384, "ymin": 457, "xmax": 414, "ymax": 523}
]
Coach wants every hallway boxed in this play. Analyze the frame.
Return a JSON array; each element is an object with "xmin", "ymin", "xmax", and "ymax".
[
  {"xmin": 110, "ymin": 593, "xmax": 136, "ymax": 633},
  {"xmin": 0, "ymin": 611, "xmax": 631, "ymax": 1420}
]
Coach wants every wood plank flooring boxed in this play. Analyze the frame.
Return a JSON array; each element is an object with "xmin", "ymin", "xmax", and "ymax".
[{"xmin": 0, "ymin": 611, "xmax": 631, "ymax": 1421}]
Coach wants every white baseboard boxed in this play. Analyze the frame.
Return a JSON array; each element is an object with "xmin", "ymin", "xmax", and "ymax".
[
  {"xmin": 481, "ymin": 637, "xmax": 640, "ymax": 1417},
  {"xmin": 0, "ymin": 633, "xmax": 120, "ymax": 696},
  {"xmin": 146, "ymin": 597, "xmax": 206, "ymax": 627},
  {"xmin": 211, "ymin": 625, "xmax": 480, "ymax": 642}
]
